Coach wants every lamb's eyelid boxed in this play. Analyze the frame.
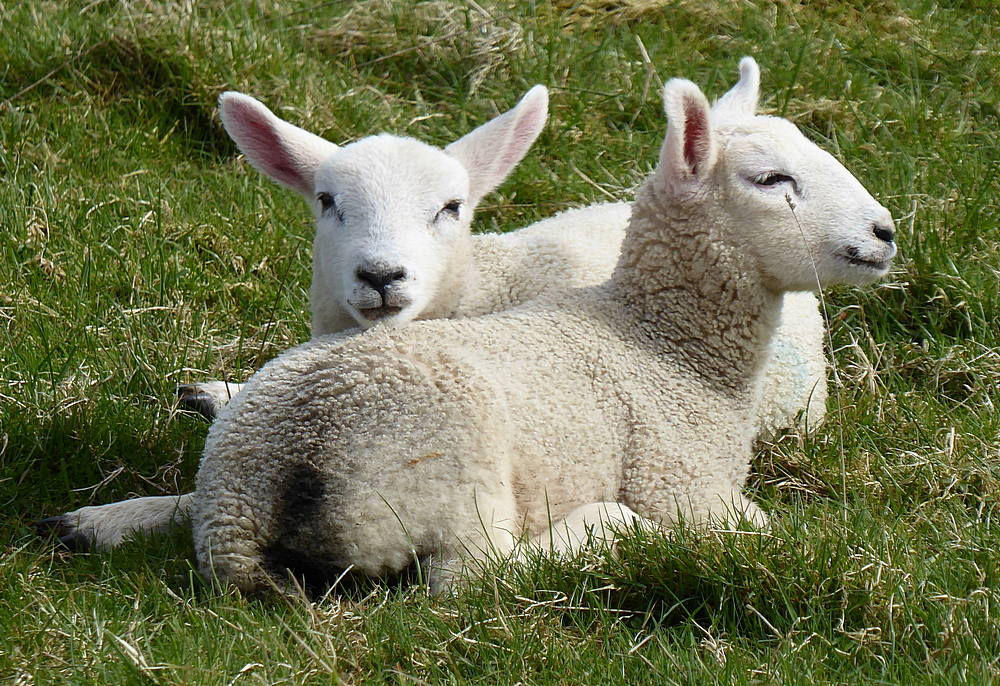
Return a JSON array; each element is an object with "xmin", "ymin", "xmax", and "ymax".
[
  {"xmin": 317, "ymin": 192, "xmax": 345, "ymax": 221},
  {"xmin": 434, "ymin": 199, "xmax": 463, "ymax": 221},
  {"xmin": 749, "ymin": 171, "xmax": 798, "ymax": 194}
]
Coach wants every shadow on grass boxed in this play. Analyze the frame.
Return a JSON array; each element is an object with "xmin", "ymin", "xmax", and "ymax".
[{"xmin": 4, "ymin": 35, "xmax": 232, "ymax": 159}]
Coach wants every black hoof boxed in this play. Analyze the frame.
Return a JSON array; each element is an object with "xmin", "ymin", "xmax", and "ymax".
[
  {"xmin": 34, "ymin": 516, "xmax": 91, "ymax": 552},
  {"xmin": 176, "ymin": 384, "xmax": 218, "ymax": 421}
]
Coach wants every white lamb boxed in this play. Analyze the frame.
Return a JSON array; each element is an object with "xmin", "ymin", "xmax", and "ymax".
[
  {"xmin": 39, "ymin": 79, "xmax": 827, "ymax": 551},
  {"xmin": 192, "ymin": 57, "xmax": 896, "ymax": 594}
]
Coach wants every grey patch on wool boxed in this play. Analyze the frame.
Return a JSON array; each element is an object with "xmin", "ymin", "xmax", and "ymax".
[{"xmin": 261, "ymin": 461, "xmax": 344, "ymax": 594}]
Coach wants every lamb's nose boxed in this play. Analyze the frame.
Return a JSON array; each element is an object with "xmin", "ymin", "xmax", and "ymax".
[
  {"xmin": 872, "ymin": 222, "xmax": 895, "ymax": 244},
  {"xmin": 357, "ymin": 266, "xmax": 407, "ymax": 294}
]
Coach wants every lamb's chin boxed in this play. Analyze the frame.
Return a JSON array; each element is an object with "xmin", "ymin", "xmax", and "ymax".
[
  {"xmin": 835, "ymin": 256, "xmax": 892, "ymax": 284},
  {"xmin": 352, "ymin": 305, "xmax": 416, "ymax": 329}
]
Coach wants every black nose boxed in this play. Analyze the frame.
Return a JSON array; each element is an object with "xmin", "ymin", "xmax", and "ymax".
[
  {"xmin": 357, "ymin": 266, "xmax": 407, "ymax": 294},
  {"xmin": 873, "ymin": 222, "xmax": 895, "ymax": 244}
]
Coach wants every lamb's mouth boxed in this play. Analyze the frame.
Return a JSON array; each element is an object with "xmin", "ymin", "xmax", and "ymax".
[
  {"xmin": 837, "ymin": 251, "xmax": 890, "ymax": 272},
  {"xmin": 357, "ymin": 305, "xmax": 403, "ymax": 320}
]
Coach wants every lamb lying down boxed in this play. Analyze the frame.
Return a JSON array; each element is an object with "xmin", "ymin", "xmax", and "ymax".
[
  {"xmin": 192, "ymin": 57, "xmax": 895, "ymax": 594},
  {"xmin": 39, "ymin": 79, "xmax": 828, "ymax": 552}
]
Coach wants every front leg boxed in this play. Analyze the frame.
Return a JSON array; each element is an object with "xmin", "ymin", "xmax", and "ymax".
[
  {"xmin": 529, "ymin": 502, "xmax": 655, "ymax": 557},
  {"xmin": 36, "ymin": 493, "xmax": 194, "ymax": 550},
  {"xmin": 622, "ymin": 409, "xmax": 767, "ymax": 531}
]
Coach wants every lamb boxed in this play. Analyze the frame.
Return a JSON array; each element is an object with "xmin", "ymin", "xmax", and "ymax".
[
  {"xmin": 39, "ymin": 79, "xmax": 829, "ymax": 552},
  {"xmin": 191, "ymin": 57, "xmax": 896, "ymax": 594}
]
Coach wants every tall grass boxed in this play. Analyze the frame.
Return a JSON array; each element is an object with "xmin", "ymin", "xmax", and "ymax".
[{"xmin": 1, "ymin": 0, "xmax": 998, "ymax": 683}]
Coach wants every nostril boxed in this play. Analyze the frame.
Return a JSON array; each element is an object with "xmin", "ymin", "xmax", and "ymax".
[
  {"xmin": 356, "ymin": 267, "xmax": 407, "ymax": 292},
  {"xmin": 356, "ymin": 268, "xmax": 384, "ymax": 291},
  {"xmin": 873, "ymin": 223, "xmax": 895, "ymax": 244}
]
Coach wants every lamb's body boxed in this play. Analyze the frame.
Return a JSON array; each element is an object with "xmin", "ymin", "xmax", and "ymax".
[
  {"xmin": 196, "ymin": 264, "xmax": 760, "ymax": 589},
  {"xmin": 195, "ymin": 58, "xmax": 896, "ymax": 593}
]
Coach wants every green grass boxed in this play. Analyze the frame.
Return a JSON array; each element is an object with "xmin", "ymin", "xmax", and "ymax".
[{"xmin": 2, "ymin": 0, "xmax": 999, "ymax": 683}]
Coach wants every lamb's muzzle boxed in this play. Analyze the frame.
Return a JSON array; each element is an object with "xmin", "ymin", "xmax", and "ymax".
[
  {"xmin": 835, "ymin": 219, "xmax": 897, "ymax": 276},
  {"xmin": 356, "ymin": 265, "xmax": 408, "ymax": 293},
  {"xmin": 351, "ymin": 263, "xmax": 411, "ymax": 319}
]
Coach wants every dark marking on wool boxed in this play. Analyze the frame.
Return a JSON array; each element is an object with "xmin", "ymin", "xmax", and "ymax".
[
  {"xmin": 257, "ymin": 447, "xmax": 426, "ymax": 598},
  {"xmin": 280, "ymin": 463, "xmax": 325, "ymax": 521},
  {"xmin": 262, "ymin": 462, "xmax": 343, "ymax": 596}
]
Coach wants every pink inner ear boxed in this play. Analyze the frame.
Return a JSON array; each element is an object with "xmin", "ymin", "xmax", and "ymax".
[
  {"xmin": 683, "ymin": 97, "xmax": 709, "ymax": 176},
  {"xmin": 496, "ymin": 106, "xmax": 545, "ymax": 172},
  {"xmin": 231, "ymin": 102, "xmax": 304, "ymax": 190}
]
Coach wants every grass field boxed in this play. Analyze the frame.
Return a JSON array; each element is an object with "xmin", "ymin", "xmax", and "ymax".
[{"xmin": 2, "ymin": 0, "xmax": 999, "ymax": 683}]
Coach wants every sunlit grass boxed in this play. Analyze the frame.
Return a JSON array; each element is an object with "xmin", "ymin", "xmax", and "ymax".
[{"xmin": 1, "ymin": 0, "xmax": 998, "ymax": 683}]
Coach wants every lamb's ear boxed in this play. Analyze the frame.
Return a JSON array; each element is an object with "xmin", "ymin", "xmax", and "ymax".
[
  {"xmin": 218, "ymin": 92, "xmax": 339, "ymax": 198},
  {"xmin": 711, "ymin": 57, "xmax": 760, "ymax": 117},
  {"xmin": 444, "ymin": 85, "xmax": 548, "ymax": 209},
  {"xmin": 659, "ymin": 78, "xmax": 717, "ymax": 187}
]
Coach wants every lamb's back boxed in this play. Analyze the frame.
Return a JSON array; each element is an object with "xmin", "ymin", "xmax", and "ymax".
[{"xmin": 460, "ymin": 202, "xmax": 630, "ymax": 316}]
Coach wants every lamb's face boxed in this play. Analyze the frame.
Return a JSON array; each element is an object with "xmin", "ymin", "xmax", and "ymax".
[
  {"xmin": 312, "ymin": 136, "xmax": 472, "ymax": 328},
  {"xmin": 716, "ymin": 116, "xmax": 896, "ymax": 292},
  {"xmin": 219, "ymin": 87, "xmax": 548, "ymax": 332}
]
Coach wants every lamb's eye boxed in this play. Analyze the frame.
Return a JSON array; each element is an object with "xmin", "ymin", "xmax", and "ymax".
[
  {"xmin": 437, "ymin": 199, "xmax": 462, "ymax": 221},
  {"xmin": 751, "ymin": 172, "xmax": 795, "ymax": 187},
  {"xmin": 317, "ymin": 192, "xmax": 342, "ymax": 220}
]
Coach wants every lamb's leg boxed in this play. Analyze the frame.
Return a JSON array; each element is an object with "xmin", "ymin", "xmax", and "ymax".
[
  {"xmin": 530, "ymin": 502, "xmax": 656, "ymax": 557},
  {"xmin": 419, "ymin": 493, "xmax": 523, "ymax": 595},
  {"xmin": 36, "ymin": 493, "xmax": 194, "ymax": 550},
  {"xmin": 720, "ymin": 490, "xmax": 769, "ymax": 528},
  {"xmin": 645, "ymin": 488, "xmax": 769, "ymax": 531},
  {"xmin": 176, "ymin": 381, "xmax": 246, "ymax": 420}
]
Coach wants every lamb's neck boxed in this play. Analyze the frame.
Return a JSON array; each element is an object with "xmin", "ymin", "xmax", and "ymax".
[{"xmin": 612, "ymin": 182, "xmax": 783, "ymax": 399}]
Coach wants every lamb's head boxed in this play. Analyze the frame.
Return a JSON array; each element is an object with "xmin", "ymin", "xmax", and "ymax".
[
  {"xmin": 218, "ymin": 86, "xmax": 548, "ymax": 328},
  {"xmin": 654, "ymin": 57, "xmax": 896, "ymax": 292}
]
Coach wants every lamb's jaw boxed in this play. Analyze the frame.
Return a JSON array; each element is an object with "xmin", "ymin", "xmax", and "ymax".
[
  {"xmin": 834, "ymin": 249, "xmax": 893, "ymax": 278},
  {"xmin": 358, "ymin": 305, "xmax": 404, "ymax": 321},
  {"xmin": 348, "ymin": 303, "xmax": 410, "ymax": 329}
]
